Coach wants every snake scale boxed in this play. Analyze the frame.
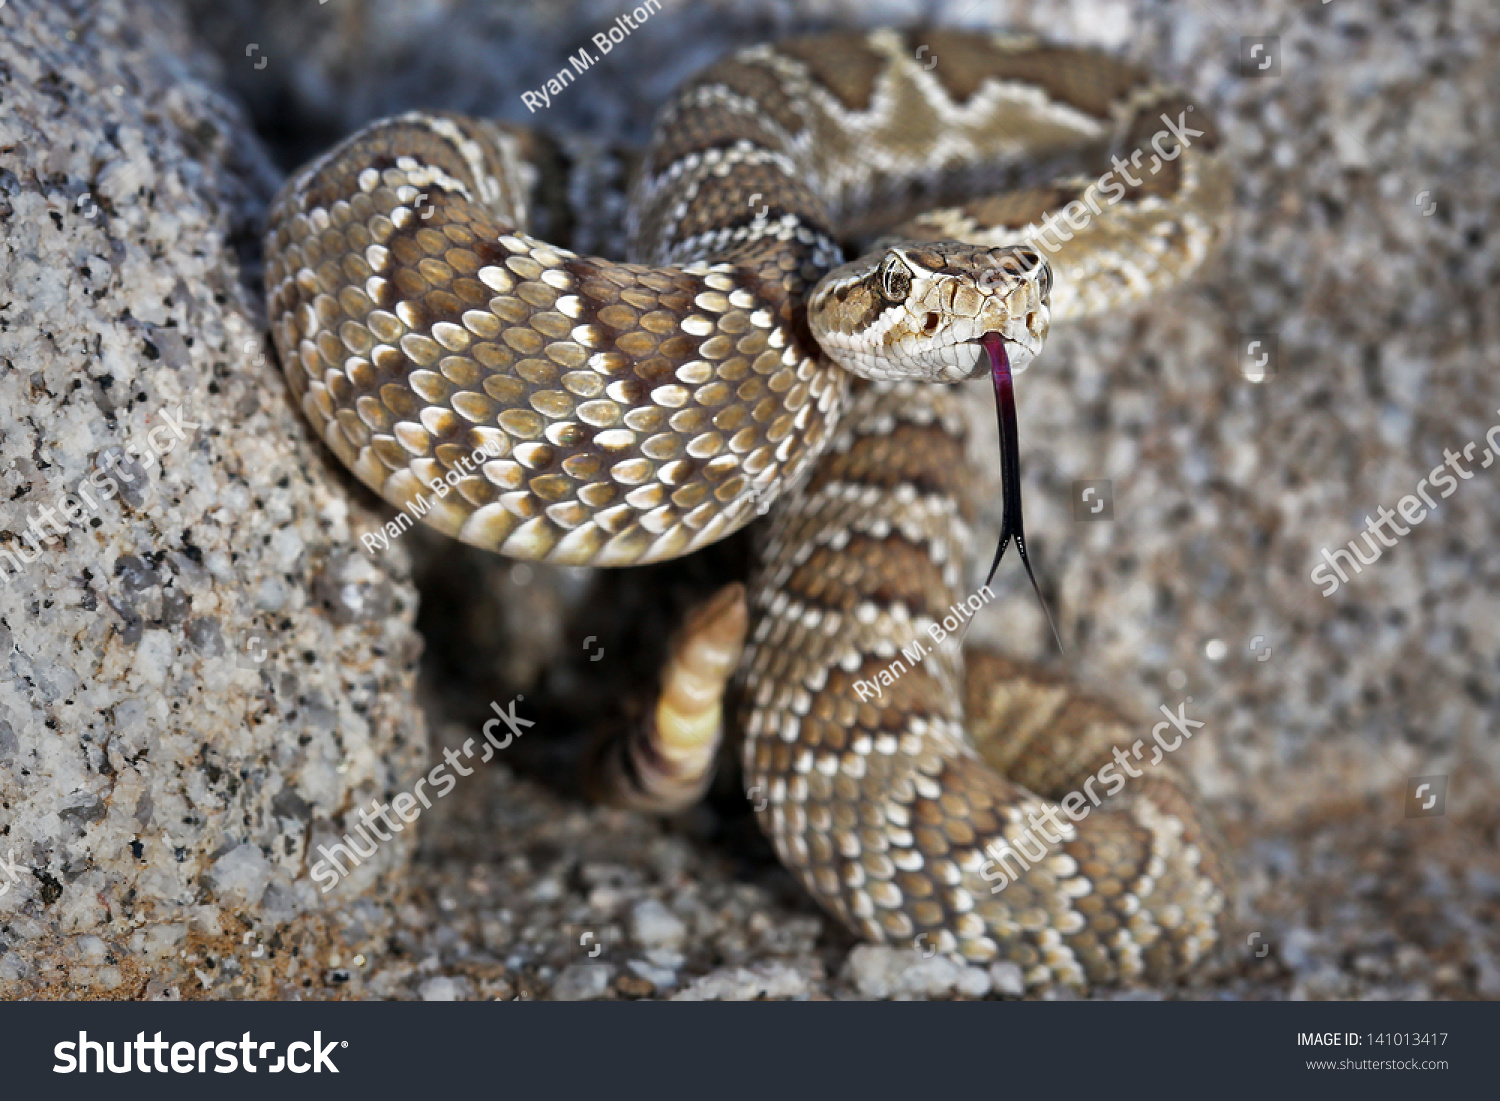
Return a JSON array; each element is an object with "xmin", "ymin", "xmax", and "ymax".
[{"xmin": 265, "ymin": 28, "xmax": 1232, "ymax": 987}]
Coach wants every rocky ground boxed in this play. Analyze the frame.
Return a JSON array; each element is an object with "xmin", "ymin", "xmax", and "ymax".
[
  {"xmin": 1, "ymin": 0, "xmax": 1496, "ymax": 999},
  {"xmin": 318, "ymin": 725, "xmax": 1500, "ymax": 1001}
]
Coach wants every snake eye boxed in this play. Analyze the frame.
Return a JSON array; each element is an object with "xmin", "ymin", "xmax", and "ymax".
[
  {"xmin": 878, "ymin": 254, "xmax": 911, "ymax": 303},
  {"xmin": 1033, "ymin": 259, "xmax": 1052, "ymax": 301},
  {"xmin": 1007, "ymin": 248, "xmax": 1051, "ymax": 301}
]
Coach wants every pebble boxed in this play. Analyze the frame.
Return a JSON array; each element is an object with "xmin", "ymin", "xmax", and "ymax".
[
  {"xmin": 1476, "ymin": 956, "xmax": 1500, "ymax": 1000},
  {"xmin": 614, "ymin": 972, "xmax": 656, "ymax": 998},
  {"xmin": 1279, "ymin": 928, "xmax": 1320, "ymax": 971},
  {"xmin": 671, "ymin": 961, "xmax": 816, "ymax": 1001},
  {"xmin": 843, "ymin": 947, "xmax": 961, "ymax": 998},
  {"xmin": 550, "ymin": 963, "xmax": 613, "ymax": 1001},
  {"xmin": 644, "ymin": 948, "xmax": 686, "ymax": 969},
  {"xmin": 629, "ymin": 898, "xmax": 688, "ymax": 949},
  {"xmin": 628, "ymin": 959, "xmax": 679, "ymax": 991},
  {"xmin": 418, "ymin": 976, "xmax": 465, "ymax": 1001}
]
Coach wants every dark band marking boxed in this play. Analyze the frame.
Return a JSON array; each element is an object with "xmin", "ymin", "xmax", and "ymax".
[
  {"xmin": 785, "ymin": 534, "xmax": 955, "ymax": 618},
  {"xmin": 898, "ymin": 30, "xmax": 1152, "ymax": 117},
  {"xmin": 804, "ymin": 419, "xmax": 972, "ymax": 511},
  {"xmin": 776, "ymin": 32, "xmax": 888, "ymax": 112}
]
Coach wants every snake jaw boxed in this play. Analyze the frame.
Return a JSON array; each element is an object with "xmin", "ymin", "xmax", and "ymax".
[{"xmin": 983, "ymin": 332, "xmax": 1063, "ymax": 651}]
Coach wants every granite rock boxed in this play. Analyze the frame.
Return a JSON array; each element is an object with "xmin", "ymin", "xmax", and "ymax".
[{"xmin": 0, "ymin": 0, "xmax": 425, "ymax": 997}]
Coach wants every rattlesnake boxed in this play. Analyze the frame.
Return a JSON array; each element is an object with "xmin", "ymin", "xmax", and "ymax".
[{"xmin": 265, "ymin": 28, "xmax": 1232, "ymax": 987}]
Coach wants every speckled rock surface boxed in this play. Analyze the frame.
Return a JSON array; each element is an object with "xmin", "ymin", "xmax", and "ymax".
[
  {"xmin": 8, "ymin": 0, "xmax": 1492, "ymax": 999},
  {"xmin": 0, "ymin": 0, "xmax": 426, "ymax": 997}
]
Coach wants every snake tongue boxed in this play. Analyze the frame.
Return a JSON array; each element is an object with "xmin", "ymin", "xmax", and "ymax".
[{"xmin": 982, "ymin": 332, "xmax": 1063, "ymax": 651}]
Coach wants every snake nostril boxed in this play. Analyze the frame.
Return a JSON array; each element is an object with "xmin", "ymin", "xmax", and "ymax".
[{"xmin": 923, "ymin": 312, "xmax": 939, "ymax": 334}]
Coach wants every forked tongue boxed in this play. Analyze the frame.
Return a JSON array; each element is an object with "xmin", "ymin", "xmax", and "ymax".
[{"xmin": 981, "ymin": 332, "xmax": 1063, "ymax": 652}]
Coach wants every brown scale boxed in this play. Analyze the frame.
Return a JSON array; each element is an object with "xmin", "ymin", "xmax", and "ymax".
[{"xmin": 267, "ymin": 30, "xmax": 1232, "ymax": 987}]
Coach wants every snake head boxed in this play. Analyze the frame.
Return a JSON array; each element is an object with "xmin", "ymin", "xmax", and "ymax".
[{"xmin": 807, "ymin": 241, "xmax": 1052, "ymax": 383}]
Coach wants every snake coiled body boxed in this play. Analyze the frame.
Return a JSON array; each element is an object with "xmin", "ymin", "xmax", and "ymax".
[{"xmin": 266, "ymin": 28, "xmax": 1232, "ymax": 986}]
